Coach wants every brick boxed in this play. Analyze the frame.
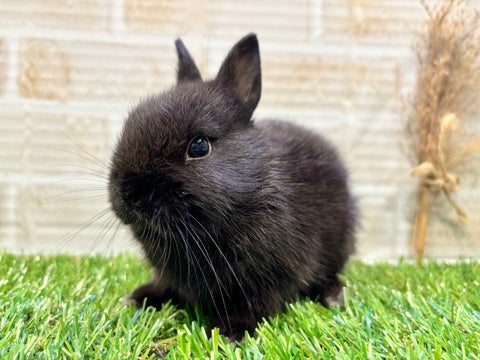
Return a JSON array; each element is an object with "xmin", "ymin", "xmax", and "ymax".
[
  {"xmin": 321, "ymin": 0, "xmax": 424, "ymax": 41},
  {"xmin": 0, "ymin": 108, "xmax": 24, "ymax": 172},
  {"xmin": 18, "ymin": 39, "xmax": 71, "ymax": 100},
  {"xmin": 0, "ymin": 184, "xmax": 13, "ymax": 252},
  {"xmin": 0, "ymin": 227, "xmax": 15, "ymax": 252},
  {"xmin": 0, "ymin": 182, "xmax": 19, "ymax": 254},
  {"xmin": 17, "ymin": 38, "xmax": 178, "ymax": 103},
  {"xmin": 0, "ymin": 0, "xmax": 109, "ymax": 30},
  {"xmin": 260, "ymin": 54, "xmax": 400, "ymax": 115},
  {"xmin": 0, "ymin": 108, "xmax": 111, "ymax": 175},
  {"xmin": 125, "ymin": 0, "xmax": 208, "ymax": 34},
  {"xmin": 26, "ymin": 114, "xmax": 111, "ymax": 176},
  {"xmin": 355, "ymin": 189, "xmax": 412, "ymax": 259},
  {"xmin": 0, "ymin": 39, "xmax": 4, "ymax": 95},
  {"xmin": 205, "ymin": 0, "xmax": 309, "ymax": 41},
  {"xmin": 124, "ymin": 0, "xmax": 309, "ymax": 41},
  {"xmin": 346, "ymin": 120, "xmax": 411, "ymax": 185}
]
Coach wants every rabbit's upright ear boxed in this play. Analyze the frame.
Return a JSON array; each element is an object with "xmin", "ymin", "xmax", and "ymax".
[
  {"xmin": 216, "ymin": 33, "xmax": 261, "ymax": 116},
  {"xmin": 175, "ymin": 39, "xmax": 202, "ymax": 83}
]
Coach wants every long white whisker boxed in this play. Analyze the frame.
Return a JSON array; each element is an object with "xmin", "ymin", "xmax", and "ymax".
[
  {"xmin": 55, "ymin": 207, "xmax": 112, "ymax": 252},
  {"xmin": 95, "ymin": 212, "xmax": 120, "ymax": 254},
  {"xmin": 184, "ymin": 215, "xmax": 231, "ymax": 332},
  {"xmin": 100, "ymin": 69, "xmax": 132, "ymax": 110},
  {"xmin": 173, "ymin": 219, "xmax": 193, "ymax": 287},
  {"xmin": 148, "ymin": 209, "xmax": 169, "ymax": 279},
  {"xmin": 47, "ymin": 163, "xmax": 109, "ymax": 177},
  {"xmin": 60, "ymin": 132, "xmax": 110, "ymax": 171},
  {"xmin": 35, "ymin": 143, "xmax": 108, "ymax": 172},
  {"xmin": 181, "ymin": 221, "xmax": 227, "ymax": 329},
  {"xmin": 83, "ymin": 211, "xmax": 116, "ymax": 257},
  {"xmin": 43, "ymin": 191, "xmax": 106, "ymax": 204},
  {"xmin": 102, "ymin": 218, "xmax": 122, "ymax": 257},
  {"xmin": 189, "ymin": 214, "xmax": 251, "ymax": 312}
]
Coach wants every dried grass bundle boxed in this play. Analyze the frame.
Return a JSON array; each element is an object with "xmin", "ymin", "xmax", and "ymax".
[{"xmin": 406, "ymin": 0, "xmax": 480, "ymax": 259}]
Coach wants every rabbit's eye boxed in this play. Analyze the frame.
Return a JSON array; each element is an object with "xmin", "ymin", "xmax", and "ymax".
[{"xmin": 187, "ymin": 135, "xmax": 211, "ymax": 159}]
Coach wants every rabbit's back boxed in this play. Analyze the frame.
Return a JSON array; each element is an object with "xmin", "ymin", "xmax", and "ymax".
[{"xmin": 253, "ymin": 119, "xmax": 356, "ymax": 278}]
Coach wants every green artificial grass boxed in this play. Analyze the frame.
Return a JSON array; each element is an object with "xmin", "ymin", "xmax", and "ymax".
[{"xmin": 0, "ymin": 253, "xmax": 478, "ymax": 359}]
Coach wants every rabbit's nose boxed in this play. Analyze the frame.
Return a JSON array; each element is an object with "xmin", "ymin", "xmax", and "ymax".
[
  {"xmin": 120, "ymin": 172, "xmax": 157, "ymax": 207},
  {"xmin": 119, "ymin": 172, "xmax": 184, "ymax": 210}
]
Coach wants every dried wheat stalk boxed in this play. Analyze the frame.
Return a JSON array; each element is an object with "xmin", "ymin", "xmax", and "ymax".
[{"xmin": 406, "ymin": 0, "xmax": 480, "ymax": 259}]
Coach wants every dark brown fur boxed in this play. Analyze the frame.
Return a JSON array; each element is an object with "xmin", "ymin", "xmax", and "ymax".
[{"xmin": 109, "ymin": 33, "xmax": 357, "ymax": 340}]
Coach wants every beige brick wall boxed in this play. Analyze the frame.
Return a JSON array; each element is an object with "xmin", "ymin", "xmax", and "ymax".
[
  {"xmin": 1, "ymin": 0, "xmax": 479, "ymax": 259},
  {"xmin": 0, "ymin": 39, "xmax": 4, "ymax": 94}
]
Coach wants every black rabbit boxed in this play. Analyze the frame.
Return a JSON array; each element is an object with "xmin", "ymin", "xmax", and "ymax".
[{"xmin": 108, "ymin": 33, "xmax": 357, "ymax": 340}]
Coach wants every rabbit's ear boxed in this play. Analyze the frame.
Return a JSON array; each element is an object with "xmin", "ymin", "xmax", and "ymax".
[
  {"xmin": 216, "ymin": 33, "xmax": 261, "ymax": 115},
  {"xmin": 175, "ymin": 39, "xmax": 202, "ymax": 83}
]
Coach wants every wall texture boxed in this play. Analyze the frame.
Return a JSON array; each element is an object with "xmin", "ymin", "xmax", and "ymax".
[{"xmin": 0, "ymin": 0, "xmax": 479, "ymax": 259}]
